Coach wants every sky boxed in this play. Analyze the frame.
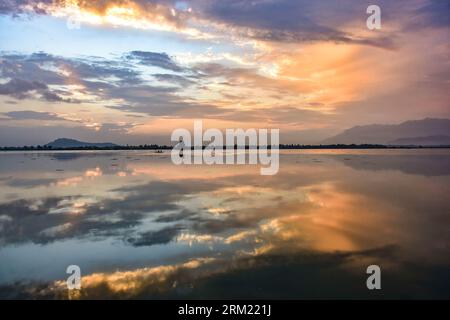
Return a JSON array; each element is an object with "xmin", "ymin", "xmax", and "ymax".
[{"xmin": 0, "ymin": 0, "xmax": 449, "ymax": 146}]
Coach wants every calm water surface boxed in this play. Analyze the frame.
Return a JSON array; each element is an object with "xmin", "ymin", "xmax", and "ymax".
[{"xmin": 0, "ymin": 149, "xmax": 449, "ymax": 299}]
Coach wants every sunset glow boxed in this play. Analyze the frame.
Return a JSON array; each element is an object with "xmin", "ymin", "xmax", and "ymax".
[{"xmin": 1, "ymin": 0, "xmax": 448, "ymax": 146}]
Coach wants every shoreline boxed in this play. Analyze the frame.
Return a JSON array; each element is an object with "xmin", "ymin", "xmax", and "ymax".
[{"xmin": 1, "ymin": 145, "xmax": 450, "ymax": 152}]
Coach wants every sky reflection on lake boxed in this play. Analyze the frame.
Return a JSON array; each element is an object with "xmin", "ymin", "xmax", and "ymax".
[{"xmin": 0, "ymin": 149, "xmax": 449, "ymax": 299}]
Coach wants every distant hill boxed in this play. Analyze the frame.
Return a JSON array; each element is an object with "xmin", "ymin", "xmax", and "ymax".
[
  {"xmin": 45, "ymin": 138, "xmax": 118, "ymax": 149},
  {"xmin": 388, "ymin": 135, "xmax": 450, "ymax": 146},
  {"xmin": 322, "ymin": 118, "xmax": 450, "ymax": 145}
]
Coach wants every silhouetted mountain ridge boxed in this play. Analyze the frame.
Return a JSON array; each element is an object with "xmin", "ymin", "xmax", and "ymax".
[
  {"xmin": 45, "ymin": 138, "xmax": 117, "ymax": 148},
  {"xmin": 388, "ymin": 135, "xmax": 450, "ymax": 145},
  {"xmin": 322, "ymin": 118, "xmax": 450, "ymax": 145}
]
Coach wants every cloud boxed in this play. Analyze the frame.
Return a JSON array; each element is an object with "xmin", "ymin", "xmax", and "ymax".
[
  {"xmin": 0, "ymin": 0, "xmax": 52, "ymax": 15},
  {"xmin": 0, "ymin": 0, "xmax": 416, "ymax": 49},
  {"xmin": 0, "ymin": 52, "xmax": 356, "ymax": 127},
  {"xmin": 153, "ymin": 73, "xmax": 195, "ymax": 86},
  {"xmin": 0, "ymin": 52, "xmax": 143, "ymax": 104},
  {"xmin": 127, "ymin": 225, "xmax": 184, "ymax": 246},
  {"xmin": 196, "ymin": 0, "xmax": 397, "ymax": 48},
  {"xmin": 411, "ymin": 0, "xmax": 450, "ymax": 28},
  {"xmin": 40, "ymin": 90, "xmax": 79, "ymax": 103},
  {"xmin": 1, "ymin": 51, "xmax": 141, "ymax": 85},
  {"xmin": 104, "ymin": 89, "xmax": 225, "ymax": 118},
  {"xmin": 125, "ymin": 51, "xmax": 184, "ymax": 72},
  {"xmin": 6, "ymin": 178, "xmax": 57, "ymax": 188},
  {"xmin": 1, "ymin": 52, "xmax": 330, "ymax": 124},
  {"xmin": 2, "ymin": 110, "xmax": 61, "ymax": 121},
  {"xmin": 0, "ymin": 78, "xmax": 79, "ymax": 102},
  {"xmin": 0, "ymin": 178, "xmax": 219, "ymax": 246},
  {"xmin": 0, "ymin": 1, "xmax": 446, "ymax": 51},
  {"xmin": 0, "ymin": 245, "xmax": 419, "ymax": 299},
  {"xmin": 1, "ymin": 0, "xmax": 448, "ymax": 145},
  {"xmin": 0, "ymin": 78, "xmax": 47, "ymax": 98},
  {"xmin": 0, "ymin": 0, "xmax": 186, "ymax": 27}
]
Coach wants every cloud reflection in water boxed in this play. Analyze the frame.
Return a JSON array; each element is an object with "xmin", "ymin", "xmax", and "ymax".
[{"xmin": 0, "ymin": 150, "xmax": 449, "ymax": 298}]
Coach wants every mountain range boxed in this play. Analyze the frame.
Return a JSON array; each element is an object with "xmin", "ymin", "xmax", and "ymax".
[
  {"xmin": 322, "ymin": 118, "xmax": 450, "ymax": 145},
  {"xmin": 45, "ymin": 138, "xmax": 117, "ymax": 148},
  {"xmin": 40, "ymin": 118, "xmax": 450, "ymax": 148}
]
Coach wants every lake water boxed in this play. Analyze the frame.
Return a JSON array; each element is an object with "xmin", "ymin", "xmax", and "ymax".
[{"xmin": 0, "ymin": 149, "xmax": 449, "ymax": 299}]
